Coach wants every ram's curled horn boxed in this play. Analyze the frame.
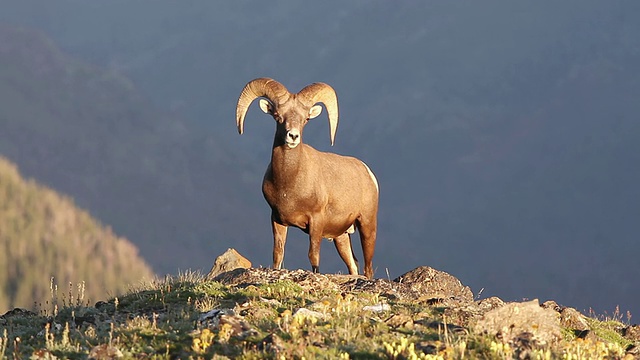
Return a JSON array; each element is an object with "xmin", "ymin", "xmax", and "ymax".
[
  {"xmin": 298, "ymin": 83, "xmax": 339, "ymax": 146},
  {"xmin": 236, "ymin": 78, "xmax": 290, "ymax": 134}
]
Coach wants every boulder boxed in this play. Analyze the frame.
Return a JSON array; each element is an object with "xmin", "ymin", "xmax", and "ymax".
[
  {"xmin": 213, "ymin": 265, "xmax": 477, "ymax": 305},
  {"xmin": 207, "ymin": 248, "xmax": 252, "ymax": 279},
  {"xmin": 624, "ymin": 325, "xmax": 640, "ymax": 341},
  {"xmin": 474, "ymin": 299, "xmax": 562, "ymax": 346},
  {"xmin": 559, "ymin": 307, "xmax": 590, "ymax": 332},
  {"xmin": 477, "ymin": 296, "xmax": 505, "ymax": 312},
  {"xmin": 394, "ymin": 266, "xmax": 474, "ymax": 304},
  {"xmin": 212, "ymin": 267, "xmax": 341, "ymax": 293}
]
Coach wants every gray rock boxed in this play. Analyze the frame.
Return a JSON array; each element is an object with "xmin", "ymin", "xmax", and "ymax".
[
  {"xmin": 625, "ymin": 343, "xmax": 640, "ymax": 359},
  {"xmin": 559, "ymin": 307, "xmax": 590, "ymax": 332},
  {"xmin": 207, "ymin": 248, "xmax": 252, "ymax": 279},
  {"xmin": 293, "ymin": 308, "xmax": 327, "ymax": 320},
  {"xmin": 258, "ymin": 333, "xmax": 286, "ymax": 353},
  {"xmin": 394, "ymin": 266, "xmax": 474, "ymax": 304},
  {"xmin": 474, "ymin": 299, "xmax": 562, "ymax": 346},
  {"xmin": 337, "ymin": 276, "xmax": 415, "ymax": 300},
  {"xmin": 88, "ymin": 344, "xmax": 123, "ymax": 359},
  {"xmin": 541, "ymin": 300, "xmax": 561, "ymax": 311},
  {"xmin": 624, "ymin": 325, "xmax": 640, "ymax": 341},
  {"xmin": 362, "ymin": 303, "xmax": 391, "ymax": 312},
  {"xmin": 219, "ymin": 313, "xmax": 256, "ymax": 338},
  {"xmin": 540, "ymin": 302, "xmax": 592, "ymax": 337},
  {"xmin": 477, "ymin": 296, "xmax": 505, "ymax": 312},
  {"xmin": 385, "ymin": 313, "xmax": 414, "ymax": 328},
  {"xmin": 213, "ymin": 266, "xmax": 475, "ymax": 304},
  {"xmin": 213, "ymin": 268, "xmax": 341, "ymax": 293}
]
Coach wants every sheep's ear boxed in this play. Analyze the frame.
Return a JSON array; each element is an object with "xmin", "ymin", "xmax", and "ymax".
[
  {"xmin": 309, "ymin": 105, "xmax": 323, "ymax": 119},
  {"xmin": 259, "ymin": 99, "xmax": 273, "ymax": 114}
]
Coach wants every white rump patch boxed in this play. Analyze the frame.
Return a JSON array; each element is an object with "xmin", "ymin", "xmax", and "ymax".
[{"xmin": 362, "ymin": 161, "xmax": 379, "ymax": 193}]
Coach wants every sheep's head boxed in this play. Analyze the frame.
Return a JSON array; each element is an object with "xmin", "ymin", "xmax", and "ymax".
[{"xmin": 236, "ymin": 78, "xmax": 339, "ymax": 148}]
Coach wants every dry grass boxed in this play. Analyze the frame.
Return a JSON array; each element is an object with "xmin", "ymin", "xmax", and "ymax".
[{"xmin": 0, "ymin": 274, "xmax": 634, "ymax": 359}]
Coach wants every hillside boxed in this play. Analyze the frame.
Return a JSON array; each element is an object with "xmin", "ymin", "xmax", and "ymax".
[{"xmin": 0, "ymin": 156, "xmax": 154, "ymax": 312}]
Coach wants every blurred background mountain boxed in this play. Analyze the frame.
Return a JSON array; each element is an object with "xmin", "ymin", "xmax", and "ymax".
[
  {"xmin": 0, "ymin": 1, "xmax": 638, "ymax": 315},
  {"xmin": 0, "ymin": 156, "xmax": 153, "ymax": 311}
]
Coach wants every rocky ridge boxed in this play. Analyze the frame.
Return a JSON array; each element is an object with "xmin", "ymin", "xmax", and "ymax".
[
  {"xmin": 206, "ymin": 248, "xmax": 640, "ymax": 358},
  {"xmin": 1, "ymin": 248, "xmax": 638, "ymax": 358}
]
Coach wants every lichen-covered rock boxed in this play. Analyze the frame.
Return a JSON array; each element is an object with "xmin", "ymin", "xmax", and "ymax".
[
  {"xmin": 89, "ymin": 344, "xmax": 123, "ymax": 359},
  {"xmin": 474, "ymin": 299, "xmax": 562, "ymax": 346},
  {"xmin": 213, "ymin": 268, "xmax": 341, "ymax": 292},
  {"xmin": 335, "ymin": 276, "xmax": 415, "ymax": 300},
  {"xmin": 207, "ymin": 248, "xmax": 252, "ymax": 279},
  {"xmin": 212, "ymin": 267, "xmax": 420, "ymax": 300},
  {"xmin": 559, "ymin": 307, "xmax": 590, "ymax": 332},
  {"xmin": 624, "ymin": 325, "xmax": 640, "ymax": 341},
  {"xmin": 394, "ymin": 266, "xmax": 474, "ymax": 304},
  {"xmin": 477, "ymin": 296, "xmax": 505, "ymax": 312},
  {"xmin": 210, "ymin": 258, "xmax": 479, "ymax": 312},
  {"xmin": 385, "ymin": 313, "xmax": 414, "ymax": 328},
  {"xmin": 541, "ymin": 300, "xmax": 562, "ymax": 311},
  {"xmin": 541, "ymin": 302, "xmax": 592, "ymax": 338},
  {"xmin": 258, "ymin": 333, "xmax": 286, "ymax": 354}
]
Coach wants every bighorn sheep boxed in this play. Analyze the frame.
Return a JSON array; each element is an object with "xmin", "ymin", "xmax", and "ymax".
[{"xmin": 236, "ymin": 78, "xmax": 379, "ymax": 278}]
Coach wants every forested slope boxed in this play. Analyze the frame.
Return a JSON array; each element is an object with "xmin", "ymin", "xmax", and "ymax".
[{"xmin": 0, "ymin": 156, "xmax": 154, "ymax": 312}]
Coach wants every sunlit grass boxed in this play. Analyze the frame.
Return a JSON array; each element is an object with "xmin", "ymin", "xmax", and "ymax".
[{"xmin": 0, "ymin": 274, "xmax": 635, "ymax": 359}]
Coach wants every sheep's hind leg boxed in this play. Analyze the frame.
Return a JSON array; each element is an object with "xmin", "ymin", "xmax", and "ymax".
[
  {"xmin": 271, "ymin": 218, "xmax": 288, "ymax": 270},
  {"xmin": 356, "ymin": 218, "xmax": 377, "ymax": 279},
  {"xmin": 333, "ymin": 233, "xmax": 359, "ymax": 275}
]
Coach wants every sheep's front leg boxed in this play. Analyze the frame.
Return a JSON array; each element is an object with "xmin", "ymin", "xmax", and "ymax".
[
  {"xmin": 308, "ymin": 236, "xmax": 322, "ymax": 273},
  {"xmin": 271, "ymin": 218, "xmax": 288, "ymax": 270},
  {"xmin": 307, "ymin": 220, "xmax": 323, "ymax": 273}
]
